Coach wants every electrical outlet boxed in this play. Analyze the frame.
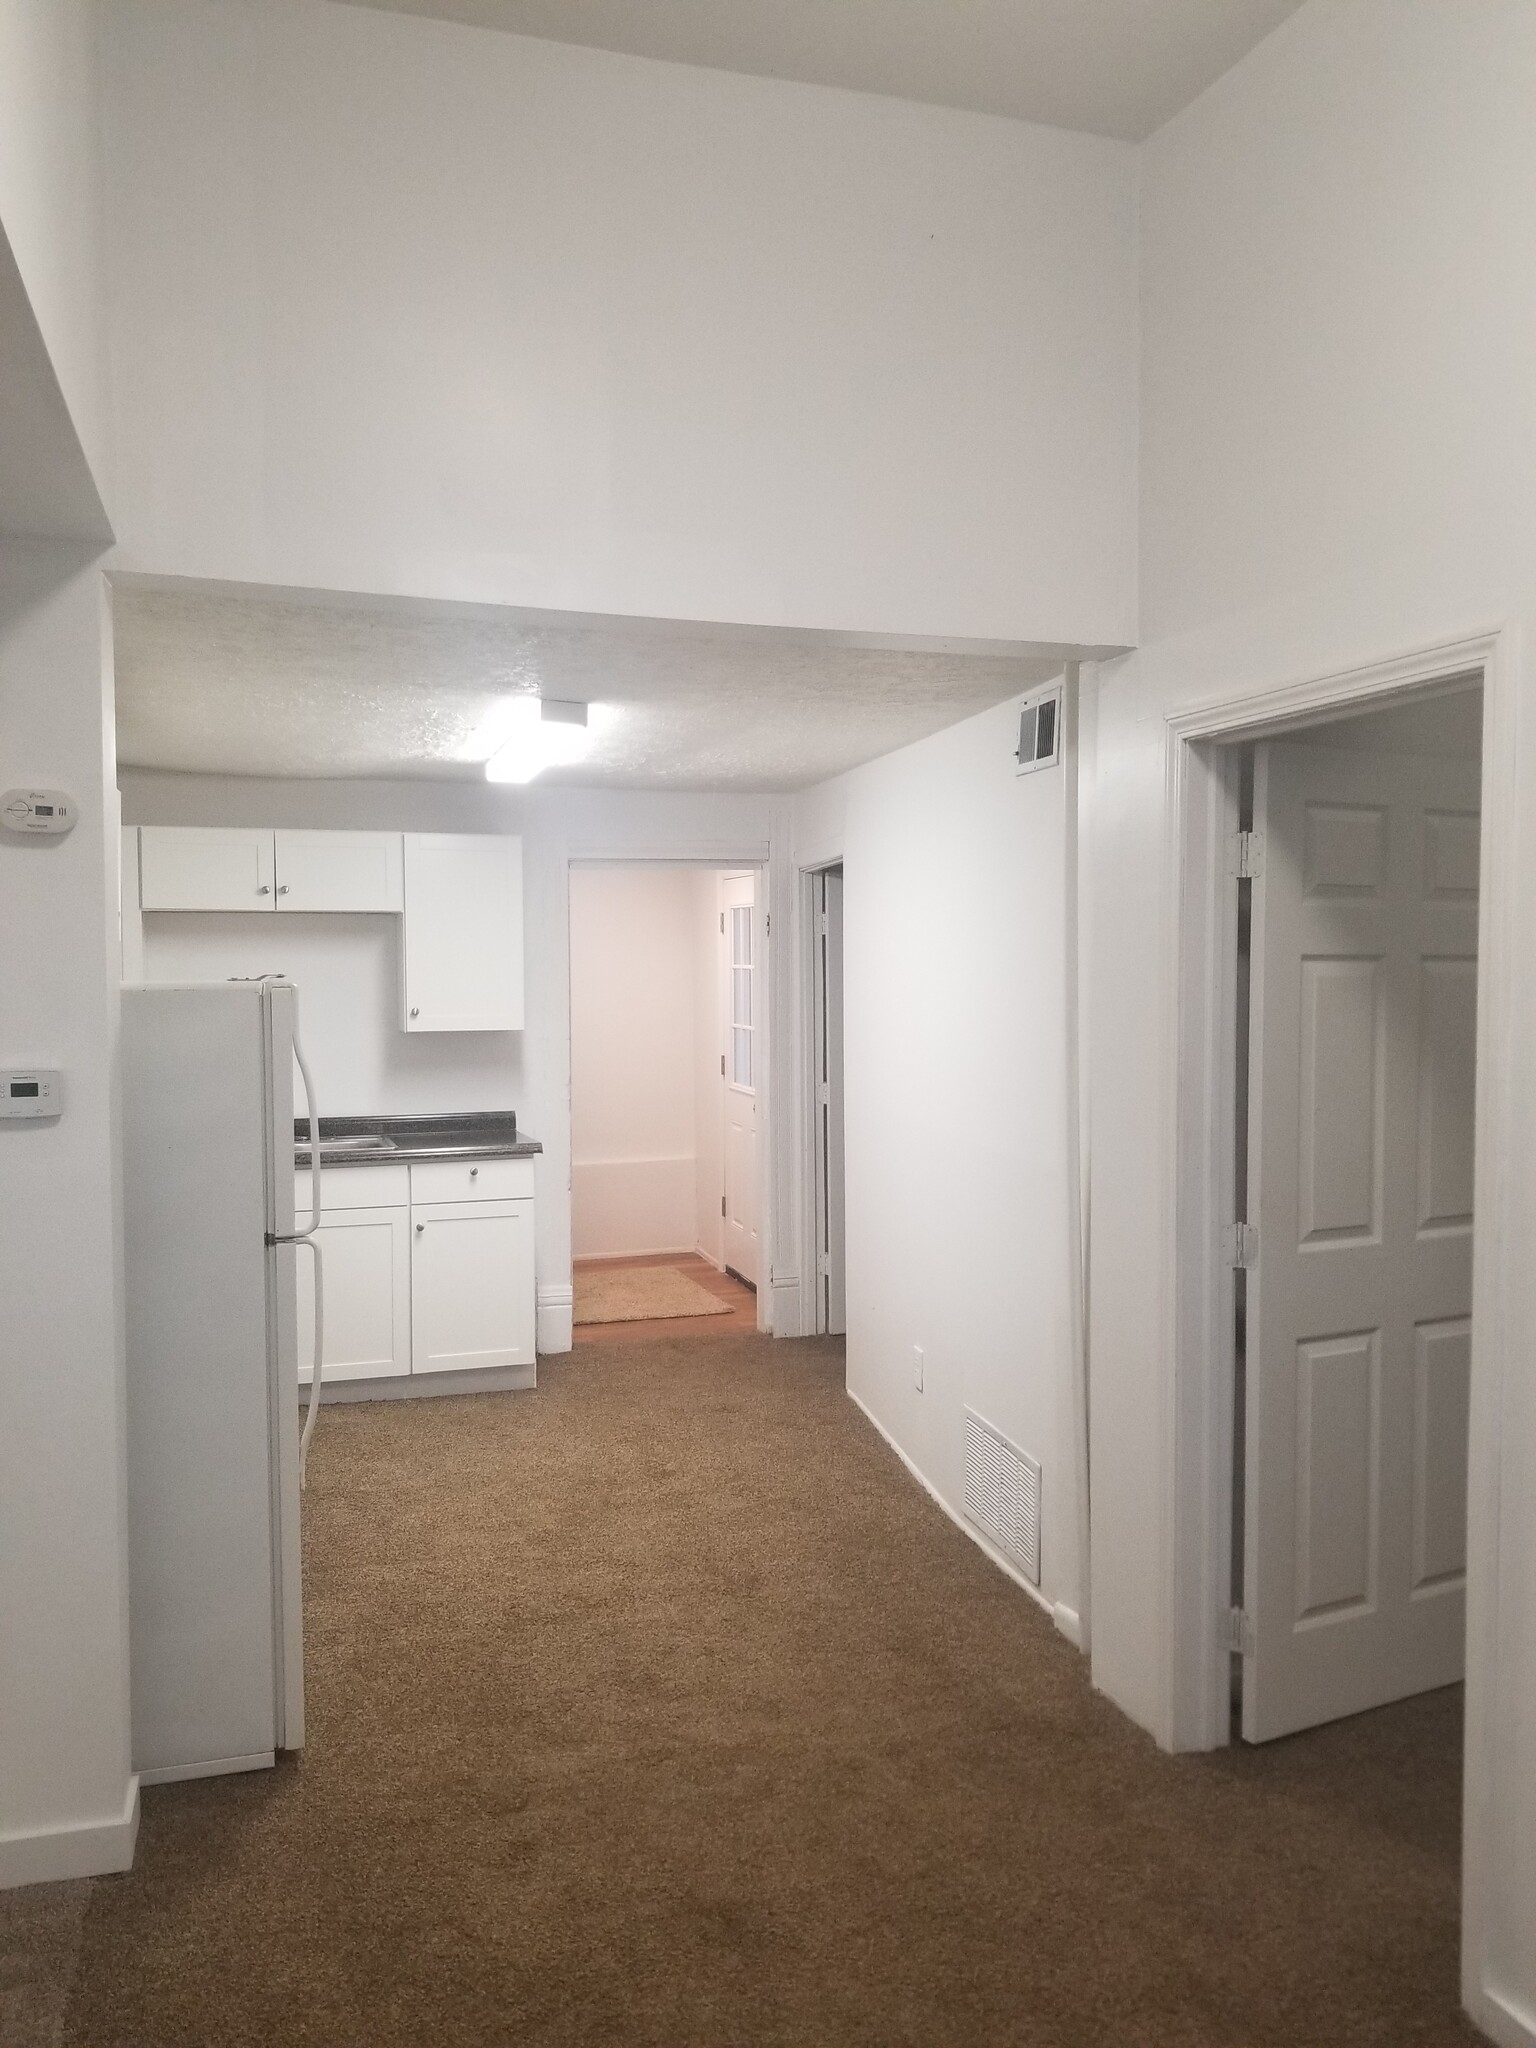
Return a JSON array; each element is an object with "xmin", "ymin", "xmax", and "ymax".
[{"xmin": 913, "ymin": 1346, "xmax": 924, "ymax": 1393}]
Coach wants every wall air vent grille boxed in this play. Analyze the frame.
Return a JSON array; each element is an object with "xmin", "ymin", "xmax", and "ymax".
[
  {"xmin": 1015, "ymin": 683, "xmax": 1063, "ymax": 776},
  {"xmin": 963, "ymin": 1409, "xmax": 1041, "ymax": 1586}
]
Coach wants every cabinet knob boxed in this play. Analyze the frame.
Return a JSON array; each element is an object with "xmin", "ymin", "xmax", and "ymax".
[
  {"xmin": 277, "ymin": 884, "xmax": 289, "ymax": 895},
  {"xmin": 410, "ymin": 1007, "xmax": 420, "ymax": 1018},
  {"xmin": 470, "ymin": 1166, "xmax": 479, "ymax": 1178},
  {"xmin": 415, "ymin": 1222, "xmax": 425, "ymax": 1234},
  {"xmin": 257, "ymin": 884, "xmax": 270, "ymax": 895}
]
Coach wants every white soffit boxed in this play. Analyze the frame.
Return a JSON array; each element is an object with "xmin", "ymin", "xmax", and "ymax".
[
  {"xmin": 337, "ymin": 0, "xmax": 1306, "ymax": 142},
  {"xmin": 111, "ymin": 581, "xmax": 1090, "ymax": 791}
]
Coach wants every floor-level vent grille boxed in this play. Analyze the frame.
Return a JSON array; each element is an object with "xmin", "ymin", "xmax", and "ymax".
[{"xmin": 963, "ymin": 1410, "xmax": 1041, "ymax": 1586}]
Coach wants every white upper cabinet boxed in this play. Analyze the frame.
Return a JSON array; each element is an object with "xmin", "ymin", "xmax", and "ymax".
[
  {"xmin": 139, "ymin": 826, "xmax": 275, "ymax": 911},
  {"xmin": 402, "ymin": 834, "xmax": 524, "ymax": 1032},
  {"xmin": 129, "ymin": 824, "xmax": 524, "ymax": 1033},
  {"xmin": 274, "ymin": 830, "xmax": 403, "ymax": 913}
]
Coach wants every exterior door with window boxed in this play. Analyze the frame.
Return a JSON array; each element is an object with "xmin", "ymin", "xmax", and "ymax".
[{"xmin": 721, "ymin": 874, "xmax": 758, "ymax": 1286}]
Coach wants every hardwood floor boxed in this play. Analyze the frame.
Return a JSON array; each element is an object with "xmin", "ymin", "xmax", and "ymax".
[{"xmin": 572, "ymin": 1251, "xmax": 760, "ymax": 1346}]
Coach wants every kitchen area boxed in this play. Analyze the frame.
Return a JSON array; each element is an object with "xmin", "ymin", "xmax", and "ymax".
[
  {"xmin": 119, "ymin": 817, "xmax": 545, "ymax": 1790},
  {"xmin": 121, "ymin": 820, "xmax": 543, "ymax": 1398}
]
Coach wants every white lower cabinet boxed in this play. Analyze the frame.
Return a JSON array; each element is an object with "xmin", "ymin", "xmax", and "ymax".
[
  {"xmin": 296, "ymin": 1206, "xmax": 412, "ymax": 1384},
  {"xmin": 295, "ymin": 1158, "xmax": 535, "ymax": 1390},
  {"xmin": 410, "ymin": 1199, "xmax": 536, "ymax": 1374}
]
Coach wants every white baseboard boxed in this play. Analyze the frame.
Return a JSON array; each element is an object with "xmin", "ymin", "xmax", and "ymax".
[
  {"xmin": 1475, "ymin": 1985, "xmax": 1536, "ymax": 2048},
  {"xmin": 767, "ymin": 1270, "xmax": 802, "ymax": 1338},
  {"xmin": 0, "ymin": 1776, "xmax": 139, "ymax": 1889},
  {"xmin": 139, "ymin": 1751, "xmax": 272, "ymax": 1788},
  {"xmin": 846, "ymin": 1386, "xmax": 1054, "ymax": 1623},
  {"xmin": 1053, "ymin": 1602, "xmax": 1083, "ymax": 1649},
  {"xmin": 307, "ymin": 1362, "xmax": 538, "ymax": 1403},
  {"xmin": 537, "ymin": 1282, "xmax": 574, "ymax": 1357}
]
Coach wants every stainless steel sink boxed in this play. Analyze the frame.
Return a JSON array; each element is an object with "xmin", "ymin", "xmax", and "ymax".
[{"xmin": 307, "ymin": 1133, "xmax": 397, "ymax": 1153}]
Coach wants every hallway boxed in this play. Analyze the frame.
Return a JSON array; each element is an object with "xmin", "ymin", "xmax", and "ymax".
[{"xmin": 53, "ymin": 1337, "xmax": 1470, "ymax": 2046}]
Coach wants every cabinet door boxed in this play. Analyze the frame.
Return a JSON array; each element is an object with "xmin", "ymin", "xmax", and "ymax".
[
  {"xmin": 295, "ymin": 1207, "xmax": 411, "ymax": 1385},
  {"xmin": 402, "ymin": 834, "xmax": 523, "ymax": 1031},
  {"xmin": 140, "ymin": 827, "xmax": 275, "ymax": 911},
  {"xmin": 275, "ymin": 831, "xmax": 403, "ymax": 913},
  {"xmin": 410, "ymin": 1199, "xmax": 535, "ymax": 1373}
]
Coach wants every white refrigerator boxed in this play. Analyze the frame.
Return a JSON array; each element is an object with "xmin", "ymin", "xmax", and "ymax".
[{"xmin": 122, "ymin": 981, "xmax": 307, "ymax": 1784}]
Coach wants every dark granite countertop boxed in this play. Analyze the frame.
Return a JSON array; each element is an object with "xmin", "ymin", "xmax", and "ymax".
[{"xmin": 294, "ymin": 1112, "xmax": 541, "ymax": 1167}]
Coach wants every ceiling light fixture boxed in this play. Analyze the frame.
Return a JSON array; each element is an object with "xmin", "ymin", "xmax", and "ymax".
[{"xmin": 484, "ymin": 698, "xmax": 592, "ymax": 784}]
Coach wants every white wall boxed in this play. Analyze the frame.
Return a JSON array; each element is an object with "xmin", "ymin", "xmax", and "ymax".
[
  {"xmin": 122, "ymin": 773, "xmax": 786, "ymax": 1350},
  {"xmin": 797, "ymin": 693, "xmax": 1081, "ymax": 1627},
  {"xmin": 95, "ymin": 0, "xmax": 1137, "ymax": 646},
  {"xmin": 139, "ymin": 912, "xmax": 523, "ymax": 1118},
  {"xmin": 0, "ymin": 0, "xmax": 110, "ymax": 510},
  {"xmin": 569, "ymin": 865, "xmax": 704, "ymax": 1258},
  {"xmin": 0, "ymin": 547, "xmax": 135, "ymax": 1884},
  {"xmin": 1087, "ymin": 5, "xmax": 1536, "ymax": 2039}
]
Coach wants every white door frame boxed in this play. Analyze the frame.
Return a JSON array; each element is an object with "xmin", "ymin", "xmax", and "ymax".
[
  {"xmin": 796, "ymin": 859, "xmax": 844, "ymax": 1338},
  {"xmin": 564, "ymin": 852, "xmax": 774, "ymax": 1336},
  {"xmin": 1164, "ymin": 628, "xmax": 1516, "ymax": 2033}
]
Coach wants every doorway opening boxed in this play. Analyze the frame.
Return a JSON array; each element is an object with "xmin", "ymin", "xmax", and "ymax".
[
  {"xmin": 1168, "ymin": 653, "xmax": 1494, "ymax": 2018},
  {"xmin": 567, "ymin": 862, "xmax": 766, "ymax": 1344},
  {"xmin": 1224, "ymin": 683, "xmax": 1482, "ymax": 1743}
]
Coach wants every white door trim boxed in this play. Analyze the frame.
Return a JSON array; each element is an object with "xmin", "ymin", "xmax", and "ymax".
[
  {"xmin": 1162, "ymin": 627, "xmax": 1517, "ymax": 2041},
  {"xmin": 797, "ymin": 859, "xmax": 845, "ymax": 1339}
]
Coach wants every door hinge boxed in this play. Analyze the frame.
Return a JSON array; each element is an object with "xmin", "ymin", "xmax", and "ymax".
[
  {"xmin": 1231, "ymin": 830, "xmax": 1264, "ymax": 880},
  {"xmin": 816, "ymin": 1250, "xmax": 829, "ymax": 1278},
  {"xmin": 820, "ymin": 910, "xmax": 828, "ymax": 936},
  {"xmin": 765, "ymin": 912, "xmax": 771, "ymax": 937},
  {"xmin": 720, "ymin": 912, "xmax": 725, "ymax": 933},
  {"xmin": 1224, "ymin": 1605, "xmax": 1254, "ymax": 1656},
  {"xmin": 720, "ymin": 1053, "xmax": 725, "ymax": 1076},
  {"xmin": 721, "ymin": 1194, "xmax": 727, "ymax": 1218},
  {"xmin": 1223, "ymin": 1221, "xmax": 1259, "ymax": 1269}
]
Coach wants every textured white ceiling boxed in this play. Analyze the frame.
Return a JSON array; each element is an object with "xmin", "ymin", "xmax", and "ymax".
[
  {"xmin": 112, "ymin": 582, "xmax": 1078, "ymax": 791},
  {"xmin": 338, "ymin": 0, "xmax": 1304, "ymax": 141}
]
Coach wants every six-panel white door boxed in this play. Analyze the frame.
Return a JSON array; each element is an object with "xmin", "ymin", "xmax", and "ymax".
[
  {"xmin": 1242, "ymin": 740, "xmax": 1478, "ymax": 1741},
  {"xmin": 721, "ymin": 874, "xmax": 759, "ymax": 1286},
  {"xmin": 410, "ymin": 1200, "xmax": 536, "ymax": 1373}
]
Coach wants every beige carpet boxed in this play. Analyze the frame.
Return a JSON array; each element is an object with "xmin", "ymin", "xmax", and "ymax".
[
  {"xmin": 573, "ymin": 1263, "xmax": 732, "ymax": 1325},
  {"xmin": 0, "ymin": 1881, "xmax": 91, "ymax": 2048},
  {"xmin": 59, "ymin": 1334, "xmax": 1475, "ymax": 2046}
]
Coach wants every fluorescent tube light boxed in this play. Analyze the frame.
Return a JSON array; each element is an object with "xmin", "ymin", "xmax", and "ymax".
[{"xmin": 484, "ymin": 698, "xmax": 592, "ymax": 783}]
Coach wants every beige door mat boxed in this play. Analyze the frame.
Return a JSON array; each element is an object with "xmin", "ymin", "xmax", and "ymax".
[{"xmin": 573, "ymin": 1264, "xmax": 734, "ymax": 1326}]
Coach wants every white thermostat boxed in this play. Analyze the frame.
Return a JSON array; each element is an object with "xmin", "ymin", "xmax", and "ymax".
[
  {"xmin": 0, "ymin": 1070, "xmax": 62, "ymax": 1118},
  {"xmin": 2, "ymin": 789, "xmax": 77, "ymax": 835}
]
